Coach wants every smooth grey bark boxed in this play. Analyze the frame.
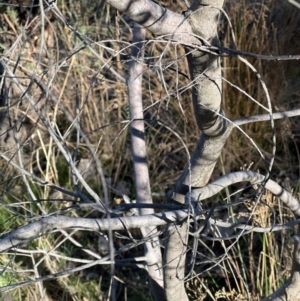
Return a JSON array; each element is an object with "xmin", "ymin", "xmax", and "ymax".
[
  {"xmin": 103, "ymin": 1, "xmax": 300, "ymax": 300},
  {"xmin": 234, "ymin": 109, "xmax": 300, "ymax": 126},
  {"xmin": 1, "ymin": 170, "xmax": 300, "ymax": 300},
  {"xmin": 190, "ymin": 171, "xmax": 300, "ymax": 216},
  {"xmin": 164, "ymin": 1, "xmax": 231, "ymax": 300},
  {"xmin": 0, "ymin": 205, "xmax": 297, "ymax": 254},
  {"xmin": 1, "ymin": 170, "xmax": 299, "ymax": 253},
  {"xmin": 128, "ymin": 22, "xmax": 165, "ymax": 300},
  {"xmin": 1, "ymin": 1, "xmax": 299, "ymax": 300},
  {"xmin": 106, "ymin": 0, "xmax": 198, "ymax": 44},
  {"xmin": 102, "ymin": 0, "xmax": 207, "ymax": 301},
  {"xmin": 80, "ymin": 1, "xmax": 300, "ymax": 300},
  {"xmin": 171, "ymin": 0, "xmax": 230, "ymax": 200}
]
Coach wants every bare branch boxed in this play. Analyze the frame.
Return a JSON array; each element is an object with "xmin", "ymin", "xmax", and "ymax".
[
  {"xmin": 235, "ymin": 109, "xmax": 300, "ymax": 126},
  {"xmin": 106, "ymin": 0, "xmax": 198, "ymax": 44},
  {"xmin": 165, "ymin": 1, "xmax": 229, "ymax": 299},
  {"xmin": 1, "ymin": 170, "xmax": 298, "ymax": 252},
  {"xmin": 128, "ymin": 21, "xmax": 164, "ymax": 299},
  {"xmin": 190, "ymin": 171, "xmax": 300, "ymax": 216}
]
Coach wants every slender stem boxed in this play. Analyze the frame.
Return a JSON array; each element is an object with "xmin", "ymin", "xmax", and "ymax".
[{"xmin": 128, "ymin": 22, "xmax": 165, "ymax": 300}]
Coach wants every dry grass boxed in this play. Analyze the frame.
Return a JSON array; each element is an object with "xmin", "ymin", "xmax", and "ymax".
[
  {"xmin": 222, "ymin": 0, "xmax": 300, "ymax": 180},
  {"xmin": 0, "ymin": 0, "xmax": 300, "ymax": 300}
]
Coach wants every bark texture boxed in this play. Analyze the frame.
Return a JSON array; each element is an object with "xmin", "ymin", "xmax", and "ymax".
[
  {"xmin": 164, "ymin": 1, "xmax": 230, "ymax": 300},
  {"xmin": 1, "ymin": 1, "xmax": 299, "ymax": 300},
  {"xmin": 128, "ymin": 22, "xmax": 165, "ymax": 300}
]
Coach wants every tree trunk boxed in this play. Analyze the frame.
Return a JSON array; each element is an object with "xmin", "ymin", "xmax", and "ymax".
[{"xmin": 128, "ymin": 21, "xmax": 165, "ymax": 301}]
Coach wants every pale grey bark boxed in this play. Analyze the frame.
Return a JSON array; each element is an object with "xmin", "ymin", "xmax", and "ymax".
[
  {"xmin": 1, "ymin": 169, "xmax": 299, "ymax": 248},
  {"xmin": 128, "ymin": 22, "xmax": 165, "ymax": 300},
  {"xmin": 164, "ymin": 1, "xmax": 231, "ymax": 300},
  {"xmin": 234, "ymin": 109, "xmax": 300, "ymax": 126},
  {"xmin": 190, "ymin": 171, "xmax": 300, "ymax": 216},
  {"xmin": 106, "ymin": 0, "xmax": 197, "ymax": 44},
  {"xmin": 1, "ymin": 1, "xmax": 300, "ymax": 300},
  {"xmin": 103, "ymin": 1, "xmax": 300, "ymax": 300},
  {"xmin": 2, "ymin": 169, "xmax": 299, "ymax": 295},
  {"xmin": 102, "ymin": 2, "xmax": 222, "ymax": 299},
  {"xmin": 1, "ymin": 170, "xmax": 300, "ymax": 301},
  {"xmin": 0, "ymin": 177, "xmax": 298, "ymax": 248}
]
